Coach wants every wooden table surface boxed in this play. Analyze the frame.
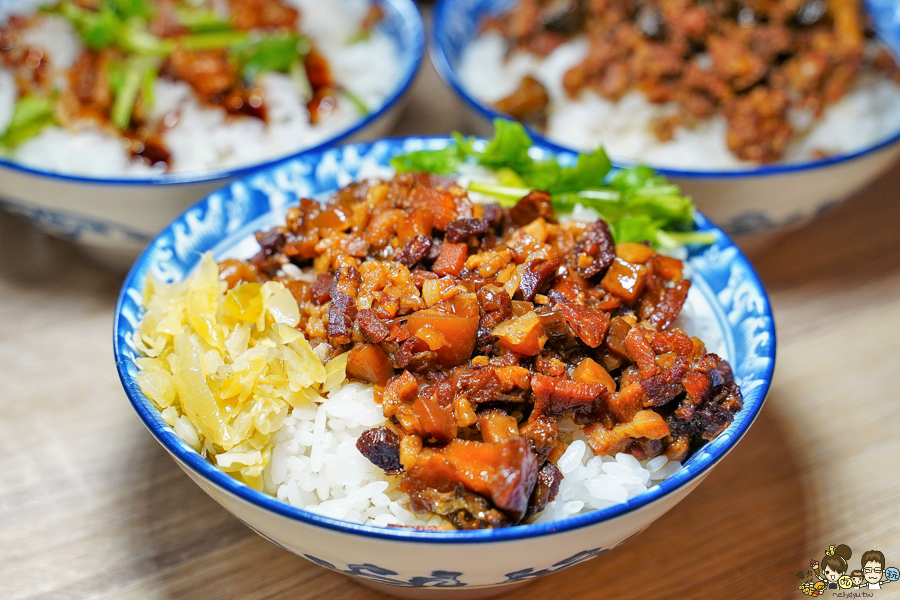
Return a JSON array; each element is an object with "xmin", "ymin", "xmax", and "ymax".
[{"xmin": 3, "ymin": 22, "xmax": 900, "ymax": 600}]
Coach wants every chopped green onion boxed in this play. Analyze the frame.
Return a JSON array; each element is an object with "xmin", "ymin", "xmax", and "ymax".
[
  {"xmin": 655, "ymin": 230, "xmax": 717, "ymax": 248},
  {"xmin": 110, "ymin": 57, "xmax": 155, "ymax": 130},
  {"xmin": 235, "ymin": 33, "xmax": 310, "ymax": 79},
  {"xmin": 57, "ymin": 1, "xmax": 119, "ymax": 49},
  {"xmin": 575, "ymin": 189, "xmax": 623, "ymax": 201},
  {"xmin": 175, "ymin": 7, "xmax": 234, "ymax": 33},
  {"xmin": 467, "ymin": 182, "xmax": 530, "ymax": 206},
  {"xmin": 140, "ymin": 62, "xmax": 157, "ymax": 112},
  {"xmin": 178, "ymin": 30, "xmax": 249, "ymax": 51},
  {"xmin": 289, "ymin": 59, "xmax": 312, "ymax": 102},
  {"xmin": 495, "ymin": 167, "xmax": 526, "ymax": 188},
  {"xmin": 117, "ymin": 20, "xmax": 175, "ymax": 55},
  {"xmin": 346, "ymin": 30, "xmax": 371, "ymax": 44},
  {"xmin": 0, "ymin": 94, "xmax": 57, "ymax": 148},
  {"xmin": 340, "ymin": 86, "xmax": 370, "ymax": 116},
  {"xmin": 107, "ymin": 0, "xmax": 153, "ymax": 21}
]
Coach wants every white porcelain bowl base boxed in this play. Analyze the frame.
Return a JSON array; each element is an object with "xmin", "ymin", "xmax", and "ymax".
[
  {"xmin": 670, "ymin": 141, "xmax": 900, "ymax": 234},
  {"xmin": 354, "ymin": 578, "xmax": 531, "ymax": 599},
  {"xmin": 173, "ymin": 452, "xmax": 708, "ymax": 593}
]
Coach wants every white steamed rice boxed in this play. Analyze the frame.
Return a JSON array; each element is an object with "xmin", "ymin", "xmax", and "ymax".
[
  {"xmin": 0, "ymin": 0, "xmax": 401, "ymax": 176},
  {"xmin": 459, "ymin": 31, "xmax": 900, "ymax": 170},
  {"xmin": 261, "ymin": 382, "xmax": 686, "ymax": 528}
]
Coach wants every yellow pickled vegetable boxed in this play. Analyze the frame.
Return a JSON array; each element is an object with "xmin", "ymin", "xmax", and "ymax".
[
  {"xmin": 225, "ymin": 282, "xmax": 263, "ymax": 323},
  {"xmin": 133, "ymin": 253, "xmax": 344, "ymax": 486}
]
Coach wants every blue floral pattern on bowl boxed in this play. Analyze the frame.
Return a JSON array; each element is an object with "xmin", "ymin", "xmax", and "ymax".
[{"xmin": 113, "ymin": 136, "xmax": 776, "ymax": 584}]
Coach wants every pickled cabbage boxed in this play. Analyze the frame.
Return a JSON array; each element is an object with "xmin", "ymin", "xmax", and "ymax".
[{"xmin": 134, "ymin": 254, "xmax": 346, "ymax": 489}]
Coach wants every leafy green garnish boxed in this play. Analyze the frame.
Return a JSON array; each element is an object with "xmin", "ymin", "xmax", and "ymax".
[
  {"xmin": 51, "ymin": 0, "xmax": 172, "ymax": 54},
  {"xmin": 235, "ymin": 32, "xmax": 311, "ymax": 79},
  {"xmin": 177, "ymin": 30, "xmax": 249, "ymax": 51},
  {"xmin": 392, "ymin": 118, "xmax": 711, "ymax": 248},
  {"xmin": 57, "ymin": 1, "xmax": 119, "ymax": 49},
  {"xmin": 0, "ymin": 94, "xmax": 57, "ymax": 149},
  {"xmin": 110, "ymin": 57, "xmax": 156, "ymax": 130},
  {"xmin": 175, "ymin": 7, "xmax": 234, "ymax": 33},
  {"xmin": 108, "ymin": 0, "xmax": 153, "ymax": 21}
]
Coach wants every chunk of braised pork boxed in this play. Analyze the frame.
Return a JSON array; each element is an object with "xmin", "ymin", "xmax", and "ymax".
[
  {"xmin": 555, "ymin": 302, "xmax": 611, "ymax": 347},
  {"xmin": 476, "ymin": 285, "xmax": 513, "ymax": 353},
  {"xmin": 584, "ymin": 409, "xmax": 671, "ymax": 455},
  {"xmin": 478, "ymin": 410, "xmax": 520, "ymax": 443},
  {"xmin": 506, "ymin": 190, "xmax": 556, "ymax": 228},
  {"xmin": 668, "ymin": 380, "xmax": 743, "ymax": 441},
  {"xmin": 357, "ymin": 308, "xmax": 390, "ymax": 343},
  {"xmin": 228, "ymin": 0, "xmax": 298, "ymax": 30},
  {"xmin": 519, "ymin": 258, "xmax": 562, "ymax": 301},
  {"xmin": 495, "ymin": 75, "xmax": 551, "ymax": 128},
  {"xmin": 519, "ymin": 416, "xmax": 559, "ymax": 464},
  {"xmin": 524, "ymin": 461, "xmax": 563, "ymax": 520},
  {"xmin": 401, "ymin": 438, "xmax": 539, "ymax": 521},
  {"xmin": 395, "ymin": 235, "xmax": 433, "ymax": 268},
  {"xmin": 356, "ymin": 426, "xmax": 402, "ymax": 474},
  {"xmin": 530, "ymin": 374, "xmax": 608, "ymax": 421},
  {"xmin": 432, "ymin": 242, "xmax": 468, "ymax": 277},
  {"xmin": 347, "ymin": 343, "xmax": 394, "ymax": 386},
  {"xmin": 453, "ymin": 367, "xmax": 504, "ymax": 405},
  {"xmin": 640, "ymin": 359, "xmax": 688, "ymax": 407},
  {"xmin": 574, "ymin": 218, "xmax": 615, "ymax": 278},
  {"xmin": 408, "ymin": 486, "xmax": 511, "ymax": 529},
  {"xmin": 327, "ymin": 266, "xmax": 361, "ymax": 345},
  {"xmin": 406, "ymin": 293, "xmax": 480, "ymax": 368},
  {"xmin": 445, "ymin": 218, "xmax": 490, "ymax": 243},
  {"xmin": 645, "ymin": 279, "xmax": 691, "ymax": 330}
]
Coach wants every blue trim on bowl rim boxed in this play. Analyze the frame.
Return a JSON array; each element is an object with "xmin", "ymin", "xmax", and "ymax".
[
  {"xmin": 0, "ymin": 0, "xmax": 425, "ymax": 187},
  {"xmin": 113, "ymin": 135, "xmax": 777, "ymax": 544},
  {"xmin": 430, "ymin": 0, "xmax": 900, "ymax": 180}
]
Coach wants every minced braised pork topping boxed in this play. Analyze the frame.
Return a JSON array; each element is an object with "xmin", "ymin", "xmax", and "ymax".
[
  {"xmin": 485, "ymin": 0, "xmax": 900, "ymax": 163},
  {"xmin": 218, "ymin": 172, "xmax": 743, "ymax": 528}
]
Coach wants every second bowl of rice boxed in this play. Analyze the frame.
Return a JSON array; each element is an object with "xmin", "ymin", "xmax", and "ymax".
[
  {"xmin": 0, "ymin": 0, "xmax": 424, "ymax": 268},
  {"xmin": 431, "ymin": 0, "xmax": 900, "ymax": 234}
]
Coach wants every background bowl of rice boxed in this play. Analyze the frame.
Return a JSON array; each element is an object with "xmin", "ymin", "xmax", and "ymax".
[
  {"xmin": 431, "ymin": 0, "xmax": 900, "ymax": 235},
  {"xmin": 113, "ymin": 136, "xmax": 776, "ymax": 597},
  {"xmin": 0, "ymin": 0, "xmax": 425, "ymax": 270}
]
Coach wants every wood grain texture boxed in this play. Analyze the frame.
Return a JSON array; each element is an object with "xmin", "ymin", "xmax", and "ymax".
[{"xmin": 2, "ymin": 17, "xmax": 899, "ymax": 600}]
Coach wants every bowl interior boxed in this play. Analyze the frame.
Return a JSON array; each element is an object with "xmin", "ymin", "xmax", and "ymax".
[
  {"xmin": 0, "ymin": 0, "xmax": 425, "ymax": 186},
  {"xmin": 430, "ymin": 0, "xmax": 900, "ymax": 179},
  {"xmin": 114, "ymin": 136, "xmax": 776, "ymax": 542}
]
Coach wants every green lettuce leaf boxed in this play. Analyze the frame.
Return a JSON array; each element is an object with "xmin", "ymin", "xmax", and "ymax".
[{"xmin": 390, "ymin": 118, "xmax": 711, "ymax": 248}]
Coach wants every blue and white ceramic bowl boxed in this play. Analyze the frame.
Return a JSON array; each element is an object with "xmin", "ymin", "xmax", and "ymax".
[
  {"xmin": 113, "ymin": 137, "xmax": 776, "ymax": 598},
  {"xmin": 0, "ymin": 0, "xmax": 424, "ymax": 270},
  {"xmin": 431, "ymin": 0, "xmax": 900, "ymax": 235}
]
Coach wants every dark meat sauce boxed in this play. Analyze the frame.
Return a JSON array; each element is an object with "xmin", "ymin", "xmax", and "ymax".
[
  {"xmin": 217, "ymin": 173, "xmax": 744, "ymax": 529},
  {"xmin": 486, "ymin": 0, "xmax": 900, "ymax": 163}
]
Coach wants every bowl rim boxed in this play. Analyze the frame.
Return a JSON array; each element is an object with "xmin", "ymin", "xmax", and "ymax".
[
  {"xmin": 429, "ymin": 0, "xmax": 900, "ymax": 180},
  {"xmin": 113, "ymin": 134, "xmax": 777, "ymax": 544},
  {"xmin": 0, "ymin": 0, "xmax": 425, "ymax": 187}
]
